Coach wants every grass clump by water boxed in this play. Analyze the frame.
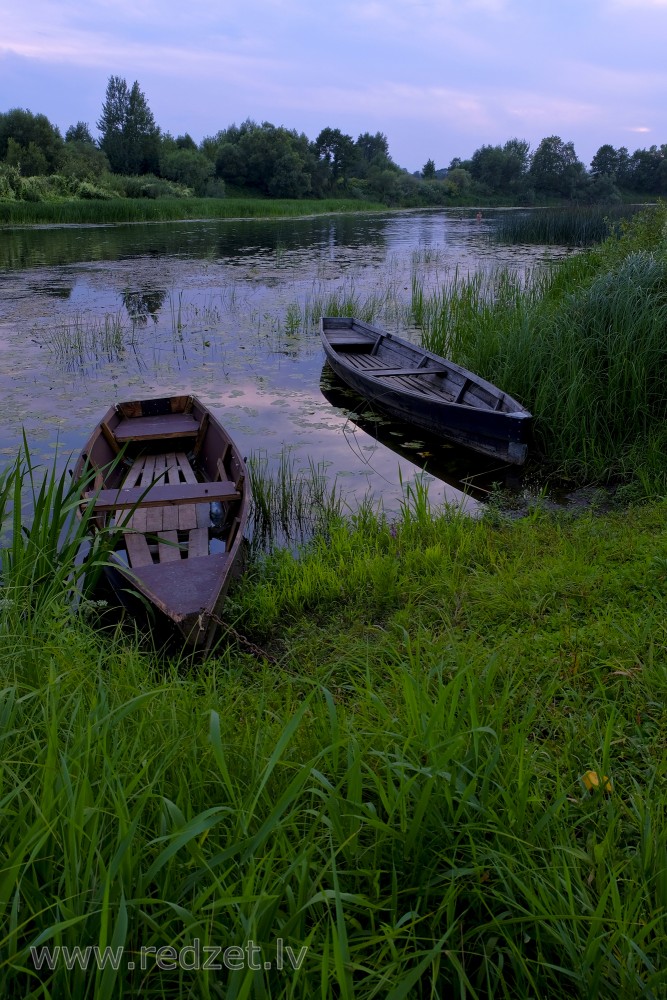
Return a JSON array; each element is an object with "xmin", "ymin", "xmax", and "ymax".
[
  {"xmin": 1, "ymin": 459, "xmax": 667, "ymax": 997},
  {"xmin": 414, "ymin": 202, "xmax": 667, "ymax": 488},
  {"xmin": 248, "ymin": 449, "xmax": 346, "ymax": 552},
  {"xmin": 491, "ymin": 204, "xmax": 645, "ymax": 246}
]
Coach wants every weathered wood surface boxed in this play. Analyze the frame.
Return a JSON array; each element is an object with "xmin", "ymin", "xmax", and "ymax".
[
  {"xmin": 84, "ymin": 480, "xmax": 241, "ymax": 512},
  {"xmin": 114, "ymin": 413, "xmax": 199, "ymax": 442}
]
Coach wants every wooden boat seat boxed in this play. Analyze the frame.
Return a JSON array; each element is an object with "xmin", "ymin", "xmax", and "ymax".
[
  {"xmin": 370, "ymin": 366, "xmax": 446, "ymax": 377},
  {"xmin": 329, "ymin": 337, "xmax": 374, "ymax": 351},
  {"xmin": 114, "ymin": 413, "xmax": 200, "ymax": 442},
  {"xmin": 84, "ymin": 480, "xmax": 240, "ymax": 512}
]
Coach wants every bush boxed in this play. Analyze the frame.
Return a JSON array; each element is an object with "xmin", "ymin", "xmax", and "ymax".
[
  {"xmin": 0, "ymin": 164, "xmax": 20, "ymax": 200},
  {"xmin": 76, "ymin": 180, "xmax": 115, "ymax": 200}
]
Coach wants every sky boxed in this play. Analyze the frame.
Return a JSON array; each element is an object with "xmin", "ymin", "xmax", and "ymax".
[{"xmin": 1, "ymin": 0, "xmax": 666, "ymax": 173}]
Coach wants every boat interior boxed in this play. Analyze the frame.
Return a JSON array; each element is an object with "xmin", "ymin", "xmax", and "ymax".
[
  {"xmin": 81, "ymin": 397, "xmax": 245, "ymax": 573},
  {"xmin": 324, "ymin": 328, "xmax": 509, "ymax": 412}
]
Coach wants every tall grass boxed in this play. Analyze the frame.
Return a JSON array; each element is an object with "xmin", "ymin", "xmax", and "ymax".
[
  {"xmin": 492, "ymin": 205, "xmax": 645, "ymax": 246},
  {"xmin": 0, "ymin": 439, "xmax": 120, "ymax": 623},
  {"xmin": 0, "ymin": 197, "xmax": 386, "ymax": 226},
  {"xmin": 414, "ymin": 203, "xmax": 667, "ymax": 485},
  {"xmin": 248, "ymin": 449, "xmax": 346, "ymax": 551},
  {"xmin": 2, "ymin": 462, "xmax": 667, "ymax": 997}
]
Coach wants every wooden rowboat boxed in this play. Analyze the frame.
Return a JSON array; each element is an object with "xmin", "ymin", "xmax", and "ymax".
[
  {"xmin": 73, "ymin": 394, "xmax": 249, "ymax": 652},
  {"xmin": 321, "ymin": 317, "xmax": 532, "ymax": 465}
]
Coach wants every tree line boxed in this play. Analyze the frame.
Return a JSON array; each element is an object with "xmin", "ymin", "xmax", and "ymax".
[{"xmin": 0, "ymin": 75, "xmax": 665, "ymax": 205}]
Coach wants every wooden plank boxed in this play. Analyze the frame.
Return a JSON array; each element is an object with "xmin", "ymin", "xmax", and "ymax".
[
  {"xmin": 146, "ymin": 454, "xmax": 166, "ymax": 532},
  {"xmin": 157, "ymin": 530, "xmax": 182, "ymax": 563},
  {"xmin": 193, "ymin": 412, "xmax": 210, "ymax": 457},
  {"xmin": 454, "ymin": 378, "xmax": 470, "ymax": 404},
  {"xmin": 128, "ymin": 453, "xmax": 155, "ymax": 531},
  {"xmin": 216, "ymin": 443, "xmax": 231, "ymax": 481},
  {"xmin": 178, "ymin": 504, "xmax": 198, "ymax": 531},
  {"xmin": 123, "ymin": 455, "xmax": 147, "ymax": 488},
  {"xmin": 83, "ymin": 480, "xmax": 242, "ymax": 512},
  {"xmin": 188, "ymin": 528, "xmax": 209, "ymax": 559},
  {"xmin": 226, "ymin": 516, "xmax": 242, "ymax": 549},
  {"xmin": 162, "ymin": 454, "xmax": 181, "ymax": 529},
  {"xmin": 100, "ymin": 420, "xmax": 120, "ymax": 454},
  {"xmin": 125, "ymin": 533, "xmax": 153, "ymax": 568},
  {"xmin": 114, "ymin": 413, "xmax": 200, "ymax": 442},
  {"xmin": 328, "ymin": 337, "xmax": 373, "ymax": 349},
  {"xmin": 196, "ymin": 503, "xmax": 211, "ymax": 528},
  {"xmin": 176, "ymin": 451, "xmax": 197, "ymax": 484},
  {"xmin": 175, "ymin": 452, "xmax": 198, "ymax": 529},
  {"xmin": 371, "ymin": 366, "xmax": 446, "ymax": 377}
]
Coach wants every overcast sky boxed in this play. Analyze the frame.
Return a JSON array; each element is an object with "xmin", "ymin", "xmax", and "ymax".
[{"xmin": 1, "ymin": 0, "xmax": 665, "ymax": 172}]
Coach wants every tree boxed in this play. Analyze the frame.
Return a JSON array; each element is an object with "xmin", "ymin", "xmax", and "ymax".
[
  {"xmin": 97, "ymin": 76, "xmax": 160, "ymax": 174},
  {"xmin": 354, "ymin": 132, "xmax": 391, "ymax": 177},
  {"xmin": 314, "ymin": 127, "xmax": 356, "ymax": 185},
  {"xmin": 175, "ymin": 133, "xmax": 197, "ymax": 151},
  {"xmin": 469, "ymin": 138, "xmax": 529, "ymax": 194},
  {"xmin": 125, "ymin": 81, "xmax": 160, "ymax": 174},
  {"xmin": 160, "ymin": 148, "xmax": 213, "ymax": 194},
  {"xmin": 529, "ymin": 136, "xmax": 586, "ymax": 198},
  {"xmin": 626, "ymin": 145, "xmax": 666, "ymax": 193},
  {"xmin": 422, "ymin": 158, "xmax": 436, "ymax": 179},
  {"xmin": 65, "ymin": 122, "xmax": 95, "ymax": 145},
  {"xmin": 5, "ymin": 137, "xmax": 48, "ymax": 176},
  {"xmin": 0, "ymin": 108, "xmax": 63, "ymax": 174},
  {"xmin": 97, "ymin": 76, "xmax": 129, "ymax": 172},
  {"xmin": 590, "ymin": 144, "xmax": 620, "ymax": 178}
]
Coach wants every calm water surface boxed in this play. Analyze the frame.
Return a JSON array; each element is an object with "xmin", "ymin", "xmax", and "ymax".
[{"xmin": 0, "ymin": 210, "xmax": 567, "ymax": 512}]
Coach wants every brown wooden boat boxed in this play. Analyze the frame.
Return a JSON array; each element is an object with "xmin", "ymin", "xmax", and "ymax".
[
  {"xmin": 321, "ymin": 317, "xmax": 532, "ymax": 465},
  {"xmin": 73, "ymin": 394, "xmax": 249, "ymax": 652}
]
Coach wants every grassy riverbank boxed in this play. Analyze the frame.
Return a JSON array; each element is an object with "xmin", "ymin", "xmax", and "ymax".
[
  {"xmin": 1, "ymin": 448, "xmax": 666, "ymax": 998},
  {"xmin": 0, "ymin": 196, "xmax": 387, "ymax": 226}
]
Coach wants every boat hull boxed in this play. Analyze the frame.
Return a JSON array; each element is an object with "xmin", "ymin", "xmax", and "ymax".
[{"xmin": 74, "ymin": 394, "xmax": 249, "ymax": 653}]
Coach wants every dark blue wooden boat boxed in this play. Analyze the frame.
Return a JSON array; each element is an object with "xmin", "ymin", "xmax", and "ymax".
[{"xmin": 321, "ymin": 317, "xmax": 532, "ymax": 465}]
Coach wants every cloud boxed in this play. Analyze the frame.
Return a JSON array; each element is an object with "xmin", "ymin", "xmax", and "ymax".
[{"xmin": 609, "ymin": 0, "xmax": 667, "ymax": 6}]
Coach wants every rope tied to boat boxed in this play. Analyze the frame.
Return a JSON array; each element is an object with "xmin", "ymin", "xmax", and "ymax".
[{"xmin": 201, "ymin": 611, "xmax": 277, "ymax": 664}]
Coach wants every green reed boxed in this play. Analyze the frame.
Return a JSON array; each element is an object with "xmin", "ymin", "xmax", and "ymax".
[
  {"xmin": 247, "ymin": 449, "xmax": 346, "ymax": 552},
  {"xmin": 45, "ymin": 312, "xmax": 133, "ymax": 368},
  {"xmin": 0, "ymin": 197, "xmax": 386, "ymax": 226},
  {"xmin": 413, "ymin": 203, "xmax": 667, "ymax": 486},
  {"xmin": 492, "ymin": 204, "xmax": 644, "ymax": 246},
  {"xmin": 0, "ymin": 438, "xmax": 120, "ymax": 622}
]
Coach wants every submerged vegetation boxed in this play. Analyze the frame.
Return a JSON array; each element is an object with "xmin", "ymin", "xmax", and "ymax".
[{"xmin": 1, "ymin": 445, "xmax": 667, "ymax": 997}]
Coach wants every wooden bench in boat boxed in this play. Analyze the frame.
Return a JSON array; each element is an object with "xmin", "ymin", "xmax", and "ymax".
[
  {"xmin": 87, "ymin": 450, "xmax": 242, "ymax": 569},
  {"xmin": 83, "ymin": 480, "xmax": 240, "ymax": 512},
  {"xmin": 328, "ymin": 337, "xmax": 375, "ymax": 351},
  {"xmin": 113, "ymin": 413, "xmax": 200, "ymax": 442},
  {"xmin": 343, "ymin": 350, "xmax": 459, "ymax": 402},
  {"xmin": 369, "ymin": 366, "xmax": 446, "ymax": 377}
]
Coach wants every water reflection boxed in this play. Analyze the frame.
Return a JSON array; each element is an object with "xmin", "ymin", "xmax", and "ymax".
[
  {"xmin": 0, "ymin": 210, "xmax": 568, "ymax": 512},
  {"xmin": 319, "ymin": 367, "xmax": 523, "ymax": 502},
  {"xmin": 121, "ymin": 289, "xmax": 166, "ymax": 326}
]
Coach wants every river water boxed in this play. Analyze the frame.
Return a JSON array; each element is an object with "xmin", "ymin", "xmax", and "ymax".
[{"xmin": 0, "ymin": 209, "xmax": 567, "ymax": 513}]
